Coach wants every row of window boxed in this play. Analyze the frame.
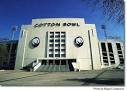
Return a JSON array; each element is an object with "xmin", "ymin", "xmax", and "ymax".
[
  {"xmin": 49, "ymin": 49, "xmax": 65, "ymax": 51},
  {"xmin": 49, "ymin": 44, "xmax": 65, "ymax": 47},
  {"xmin": 49, "ymin": 54, "xmax": 66, "ymax": 57},
  {"xmin": 116, "ymin": 43, "xmax": 124, "ymax": 64},
  {"xmin": 50, "ymin": 35, "xmax": 65, "ymax": 37},
  {"xmin": 49, "ymin": 39, "xmax": 65, "ymax": 42},
  {"xmin": 101, "ymin": 42, "xmax": 122, "ymax": 52},
  {"xmin": 101, "ymin": 42, "xmax": 124, "ymax": 65},
  {"xmin": 48, "ymin": 32, "xmax": 66, "ymax": 58}
]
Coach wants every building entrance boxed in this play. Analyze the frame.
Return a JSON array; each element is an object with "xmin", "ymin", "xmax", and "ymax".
[{"xmin": 36, "ymin": 59, "xmax": 76, "ymax": 72}]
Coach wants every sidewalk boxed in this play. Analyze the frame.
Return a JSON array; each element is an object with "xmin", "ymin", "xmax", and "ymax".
[{"xmin": 0, "ymin": 69, "xmax": 124, "ymax": 86}]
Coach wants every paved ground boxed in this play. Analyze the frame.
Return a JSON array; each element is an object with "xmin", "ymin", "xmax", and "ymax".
[{"xmin": 0, "ymin": 69, "xmax": 124, "ymax": 86}]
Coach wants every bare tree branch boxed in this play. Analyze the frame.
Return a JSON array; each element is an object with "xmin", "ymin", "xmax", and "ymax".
[{"xmin": 81, "ymin": 0, "xmax": 125, "ymax": 24}]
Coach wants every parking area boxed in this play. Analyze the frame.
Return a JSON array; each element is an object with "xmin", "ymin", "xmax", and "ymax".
[{"xmin": 0, "ymin": 69, "xmax": 124, "ymax": 86}]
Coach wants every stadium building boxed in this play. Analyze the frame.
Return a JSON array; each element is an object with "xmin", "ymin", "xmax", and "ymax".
[
  {"xmin": 0, "ymin": 40, "xmax": 18, "ymax": 70},
  {"xmin": 15, "ymin": 18, "xmax": 101, "ymax": 71},
  {"xmin": 13, "ymin": 18, "xmax": 124, "ymax": 72}
]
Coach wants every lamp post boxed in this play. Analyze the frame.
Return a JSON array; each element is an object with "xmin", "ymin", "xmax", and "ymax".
[
  {"xmin": 101, "ymin": 25, "xmax": 107, "ymax": 40},
  {"xmin": 8, "ymin": 26, "xmax": 18, "ymax": 69}
]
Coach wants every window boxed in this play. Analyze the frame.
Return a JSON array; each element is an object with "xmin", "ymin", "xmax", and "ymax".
[
  {"xmin": 61, "ymin": 49, "xmax": 65, "ymax": 51},
  {"xmin": 102, "ymin": 53, "xmax": 107, "ymax": 56},
  {"xmin": 50, "ymin": 32, "xmax": 54, "ymax": 34},
  {"xmin": 103, "ymin": 56, "xmax": 108, "ymax": 59},
  {"xmin": 55, "ymin": 44, "xmax": 60, "ymax": 47},
  {"xmin": 55, "ymin": 54, "xmax": 60, "ymax": 57},
  {"xmin": 49, "ymin": 49, "xmax": 53, "ymax": 51},
  {"xmin": 103, "ymin": 60, "xmax": 108, "ymax": 63},
  {"xmin": 109, "ymin": 54, "xmax": 114, "ymax": 57},
  {"xmin": 108, "ymin": 43, "xmax": 113, "ymax": 52},
  {"xmin": 50, "ymin": 35, "xmax": 54, "ymax": 38},
  {"xmin": 118, "ymin": 51, "xmax": 122, "ymax": 54},
  {"xmin": 119, "ymin": 55, "xmax": 123, "ymax": 58},
  {"xmin": 55, "ymin": 49, "xmax": 60, "ymax": 51},
  {"xmin": 55, "ymin": 39, "xmax": 60, "ymax": 42},
  {"xmin": 110, "ymin": 57, "xmax": 114, "ymax": 60},
  {"xmin": 116, "ymin": 43, "xmax": 121, "ymax": 50},
  {"xmin": 61, "ymin": 35, "xmax": 65, "ymax": 38},
  {"xmin": 49, "ymin": 54, "xmax": 53, "ymax": 57},
  {"xmin": 61, "ymin": 44, "xmax": 65, "ymax": 47},
  {"xmin": 61, "ymin": 39, "xmax": 65, "ymax": 42},
  {"xmin": 120, "ymin": 58, "xmax": 124, "ymax": 64},
  {"xmin": 49, "ymin": 44, "xmax": 53, "ymax": 47},
  {"xmin": 111, "ymin": 61, "xmax": 115, "ymax": 64},
  {"xmin": 49, "ymin": 39, "xmax": 54, "ymax": 42},
  {"xmin": 55, "ymin": 35, "xmax": 60, "ymax": 38},
  {"xmin": 101, "ymin": 43, "xmax": 106, "ymax": 51},
  {"xmin": 61, "ymin": 54, "xmax": 66, "ymax": 57}
]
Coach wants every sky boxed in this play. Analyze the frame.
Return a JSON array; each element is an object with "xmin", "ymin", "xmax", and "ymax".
[{"xmin": 0, "ymin": 0, "xmax": 124, "ymax": 41}]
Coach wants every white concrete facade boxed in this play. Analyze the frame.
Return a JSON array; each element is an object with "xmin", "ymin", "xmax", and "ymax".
[
  {"xmin": 15, "ymin": 18, "xmax": 101, "ymax": 71},
  {"xmin": 99, "ymin": 39, "xmax": 124, "ymax": 69}
]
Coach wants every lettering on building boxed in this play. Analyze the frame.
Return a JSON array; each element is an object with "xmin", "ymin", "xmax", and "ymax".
[{"xmin": 33, "ymin": 23, "xmax": 80, "ymax": 28}]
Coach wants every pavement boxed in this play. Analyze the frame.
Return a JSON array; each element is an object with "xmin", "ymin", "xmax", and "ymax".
[{"xmin": 0, "ymin": 69, "xmax": 124, "ymax": 86}]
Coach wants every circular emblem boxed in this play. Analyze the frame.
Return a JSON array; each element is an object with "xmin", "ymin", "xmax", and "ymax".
[
  {"xmin": 31, "ymin": 37, "xmax": 40, "ymax": 47},
  {"xmin": 74, "ymin": 36, "xmax": 84, "ymax": 47}
]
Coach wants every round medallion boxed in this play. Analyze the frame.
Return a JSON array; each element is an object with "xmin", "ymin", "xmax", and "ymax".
[
  {"xmin": 31, "ymin": 37, "xmax": 40, "ymax": 47},
  {"xmin": 74, "ymin": 36, "xmax": 84, "ymax": 47}
]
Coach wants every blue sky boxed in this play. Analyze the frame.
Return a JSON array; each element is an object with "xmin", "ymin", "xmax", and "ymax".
[{"xmin": 0, "ymin": 0, "xmax": 124, "ymax": 41}]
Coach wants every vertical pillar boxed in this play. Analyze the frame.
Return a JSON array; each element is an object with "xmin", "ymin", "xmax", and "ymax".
[
  {"xmin": 66, "ymin": 60, "xmax": 67, "ymax": 65},
  {"xmin": 53, "ymin": 32, "xmax": 55, "ymax": 58},
  {"xmin": 53, "ymin": 60, "xmax": 55, "ymax": 72},
  {"xmin": 60, "ymin": 32, "xmax": 61, "ymax": 58},
  {"xmin": 105, "ymin": 42, "xmax": 111, "ymax": 66},
  {"xmin": 88, "ymin": 30, "xmax": 94, "ymax": 70},
  {"xmin": 47, "ymin": 32, "xmax": 49, "ymax": 58},
  {"xmin": 59, "ymin": 60, "xmax": 61, "ymax": 71},
  {"xmin": 22, "ymin": 30, "xmax": 28, "ymax": 67},
  {"xmin": 65, "ymin": 32, "xmax": 66, "ymax": 57}
]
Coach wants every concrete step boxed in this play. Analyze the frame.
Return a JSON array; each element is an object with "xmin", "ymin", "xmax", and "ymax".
[{"xmin": 36, "ymin": 64, "xmax": 71, "ymax": 72}]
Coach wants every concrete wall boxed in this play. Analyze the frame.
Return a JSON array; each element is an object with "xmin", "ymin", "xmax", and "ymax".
[
  {"xmin": 99, "ymin": 39, "xmax": 124, "ymax": 68},
  {"xmin": 15, "ymin": 18, "xmax": 101, "ymax": 70}
]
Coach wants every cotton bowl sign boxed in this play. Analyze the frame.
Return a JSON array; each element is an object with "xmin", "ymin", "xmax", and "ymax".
[{"xmin": 34, "ymin": 22, "xmax": 80, "ymax": 28}]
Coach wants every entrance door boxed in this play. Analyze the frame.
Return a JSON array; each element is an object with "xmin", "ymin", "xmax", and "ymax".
[{"xmin": 36, "ymin": 59, "xmax": 76, "ymax": 72}]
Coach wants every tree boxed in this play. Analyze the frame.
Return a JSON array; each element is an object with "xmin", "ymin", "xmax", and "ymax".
[{"xmin": 82, "ymin": 0, "xmax": 124, "ymax": 24}]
